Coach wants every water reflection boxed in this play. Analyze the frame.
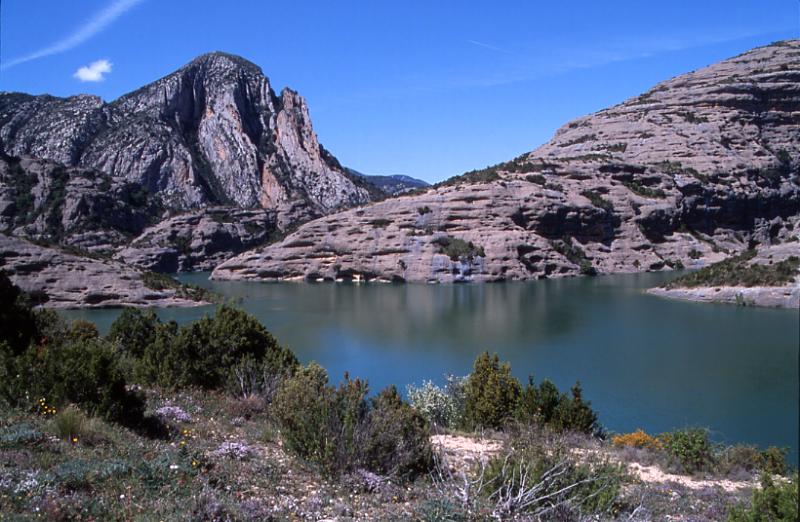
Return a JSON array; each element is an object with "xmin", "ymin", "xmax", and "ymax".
[{"xmin": 60, "ymin": 272, "xmax": 799, "ymax": 460}]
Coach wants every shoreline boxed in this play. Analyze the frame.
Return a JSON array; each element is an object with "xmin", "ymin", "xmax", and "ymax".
[{"xmin": 647, "ymin": 285, "xmax": 800, "ymax": 309}]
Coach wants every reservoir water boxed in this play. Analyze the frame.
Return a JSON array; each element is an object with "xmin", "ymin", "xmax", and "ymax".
[{"xmin": 61, "ymin": 272, "xmax": 799, "ymax": 462}]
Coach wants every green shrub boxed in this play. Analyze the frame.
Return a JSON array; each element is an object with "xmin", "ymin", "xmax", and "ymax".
[
  {"xmin": 136, "ymin": 305, "xmax": 297, "ymax": 389},
  {"xmin": 31, "ymin": 339, "xmax": 145, "ymax": 425},
  {"xmin": 759, "ymin": 446, "xmax": 789, "ymax": 476},
  {"xmin": 463, "ymin": 352, "xmax": 521, "ymax": 430},
  {"xmin": 68, "ymin": 320, "xmax": 99, "ymax": 343},
  {"xmin": 365, "ymin": 386, "xmax": 432, "ymax": 477},
  {"xmin": 727, "ymin": 473, "xmax": 798, "ymax": 521},
  {"xmin": 107, "ymin": 308, "xmax": 160, "ymax": 359},
  {"xmin": 580, "ymin": 190, "xmax": 614, "ymax": 212},
  {"xmin": 432, "ymin": 236, "xmax": 485, "ymax": 261},
  {"xmin": 660, "ymin": 428, "xmax": 715, "ymax": 473},
  {"xmin": 273, "ymin": 364, "xmax": 432, "ymax": 478},
  {"xmin": 273, "ymin": 363, "xmax": 336, "ymax": 467},
  {"xmin": 516, "ymin": 379, "xmax": 599, "ymax": 434},
  {"xmin": 719, "ymin": 445, "xmax": 788, "ymax": 477}
]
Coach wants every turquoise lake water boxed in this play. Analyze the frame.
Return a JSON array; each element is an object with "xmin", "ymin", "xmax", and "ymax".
[{"xmin": 60, "ymin": 272, "xmax": 799, "ymax": 463}]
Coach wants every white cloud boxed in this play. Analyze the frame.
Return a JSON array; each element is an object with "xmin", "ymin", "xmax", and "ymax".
[
  {"xmin": 74, "ymin": 59, "xmax": 113, "ymax": 82},
  {"xmin": 1, "ymin": 0, "xmax": 144, "ymax": 70}
]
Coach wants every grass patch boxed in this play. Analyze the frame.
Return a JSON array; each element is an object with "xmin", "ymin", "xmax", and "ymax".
[
  {"xmin": 550, "ymin": 238, "xmax": 597, "ymax": 275},
  {"xmin": 432, "ymin": 236, "xmax": 485, "ymax": 261},
  {"xmin": 141, "ymin": 271, "xmax": 219, "ymax": 302},
  {"xmin": 623, "ymin": 181, "xmax": 666, "ymax": 198},
  {"xmin": 580, "ymin": 190, "xmax": 614, "ymax": 212}
]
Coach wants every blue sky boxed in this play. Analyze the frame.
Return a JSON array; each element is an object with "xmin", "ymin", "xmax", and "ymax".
[{"xmin": 1, "ymin": 1, "xmax": 797, "ymax": 183}]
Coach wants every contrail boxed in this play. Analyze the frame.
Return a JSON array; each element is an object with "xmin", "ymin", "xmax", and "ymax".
[
  {"xmin": 1, "ymin": 0, "xmax": 145, "ymax": 70},
  {"xmin": 467, "ymin": 39, "xmax": 516, "ymax": 55}
]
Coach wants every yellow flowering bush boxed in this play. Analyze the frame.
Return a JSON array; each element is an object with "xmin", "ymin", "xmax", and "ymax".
[{"xmin": 612, "ymin": 429, "xmax": 662, "ymax": 450}]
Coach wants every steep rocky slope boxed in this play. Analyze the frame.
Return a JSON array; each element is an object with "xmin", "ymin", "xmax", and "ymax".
[
  {"xmin": 0, "ymin": 235, "xmax": 208, "ymax": 308},
  {"xmin": 213, "ymin": 41, "xmax": 800, "ymax": 283},
  {"xmin": 114, "ymin": 207, "xmax": 279, "ymax": 272},
  {"xmin": 0, "ymin": 153, "xmax": 160, "ymax": 252},
  {"xmin": 0, "ymin": 52, "xmax": 372, "ymax": 223}
]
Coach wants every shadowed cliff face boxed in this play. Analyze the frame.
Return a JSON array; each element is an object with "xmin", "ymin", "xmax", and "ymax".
[
  {"xmin": 0, "ymin": 52, "xmax": 371, "ymax": 220},
  {"xmin": 213, "ymin": 41, "xmax": 800, "ymax": 283}
]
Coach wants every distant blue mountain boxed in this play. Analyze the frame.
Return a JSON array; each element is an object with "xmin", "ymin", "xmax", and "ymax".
[{"xmin": 345, "ymin": 168, "xmax": 429, "ymax": 195}]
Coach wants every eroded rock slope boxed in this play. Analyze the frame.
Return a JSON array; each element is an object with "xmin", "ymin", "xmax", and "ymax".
[
  {"xmin": 213, "ymin": 41, "xmax": 800, "ymax": 283},
  {"xmin": 0, "ymin": 235, "xmax": 207, "ymax": 308}
]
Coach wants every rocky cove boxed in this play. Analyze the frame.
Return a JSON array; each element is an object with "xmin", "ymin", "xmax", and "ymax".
[{"xmin": 59, "ymin": 271, "xmax": 799, "ymax": 462}]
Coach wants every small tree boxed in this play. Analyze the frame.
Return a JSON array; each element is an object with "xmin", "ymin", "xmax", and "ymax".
[{"xmin": 464, "ymin": 352, "xmax": 521, "ymax": 430}]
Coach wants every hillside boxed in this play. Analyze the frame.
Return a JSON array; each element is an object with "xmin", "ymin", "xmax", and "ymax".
[{"xmin": 213, "ymin": 41, "xmax": 800, "ymax": 284}]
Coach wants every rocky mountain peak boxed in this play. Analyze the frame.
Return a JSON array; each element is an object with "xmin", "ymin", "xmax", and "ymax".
[{"xmin": 0, "ymin": 52, "xmax": 372, "ymax": 216}]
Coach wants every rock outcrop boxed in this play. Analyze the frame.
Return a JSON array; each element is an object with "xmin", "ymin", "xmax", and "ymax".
[
  {"xmin": 0, "ymin": 52, "xmax": 372, "ymax": 223},
  {"xmin": 213, "ymin": 41, "xmax": 800, "ymax": 283},
  {"xmin": 0, "ymin": 235, "xmax": 207, "ymax": 308}
]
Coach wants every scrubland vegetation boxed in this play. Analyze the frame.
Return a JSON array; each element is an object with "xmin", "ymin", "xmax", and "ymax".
[
  {"xmin": 0, "ymin": 270, "xmax": 796, "ymax": 520},
  {"xmin": 666, "ymin": 250, "xmax": 800, "ymax": 289}
]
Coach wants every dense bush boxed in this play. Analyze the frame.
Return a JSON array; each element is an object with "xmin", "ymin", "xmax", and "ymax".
[
  {"xmin": 516, "ymin": 378, "xmax": 599, "ymax": 434},
  {"xmin": 273, "ymin": 364, "xmax": 432, "ymax": 478},
  {"xmin": 660, "ymin": 427, "xmax": 715, "ymax": 473},
  {"xmin": 0, "ymin": 271, "xmax": 37, "ymax": 354},
  {"xmin": 0, "ymin": 275, "xmax": 144, "ymax": 426},
  {"xmin": 132, "ymin": 305, "xmax": 297, "ymax": 389},
  {"xmin": 431, "ymin": 236, "xmax": 486, "ymax": 261},
  {"xmin": 364, "ymin": 386, "xmax": 433, "ymax": 477},
  {"xmin": 464, "ymin": 352, "xmax": 521, "ymax": 430},
  {"xmin": 107, "ymin": 308, "xmax": 160, "ymax": 359},
  {"xmin": 727, "ymin": 473, "xmax": 798, "ymax": 521},
  {"xmin": 719, "ymin": 445, "xmax": 789, "ymax": 477},
  {"xmin": 272, "ymin": 363, "xmax": 333, "ymax": 465}
]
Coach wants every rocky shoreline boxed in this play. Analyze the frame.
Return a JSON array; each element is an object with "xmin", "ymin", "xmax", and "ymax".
[
  {"xmin": 0, "ymin": 235, "xmax": 210, "ymax": 308},
  {"xmin": 647, "ymin": 285, "xmax": 799, "ymax": 309}
]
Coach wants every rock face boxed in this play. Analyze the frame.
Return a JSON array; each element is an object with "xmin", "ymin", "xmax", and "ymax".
[
  {"xmin": 213, "ymin": 41, "xmax": 800, "ymax": 283},
  {"xmin": 114, "ymin": 207, "xmax": 278, "ymax": 272},
  {"xmin": 0, "ymin": 52, "xmax": 372, "ymax": 223},
  {"xmin": 0, "ymin": 235, "xmax": 206, "ymax": 308},
  {"xmin": 0, "ymin": 153, "xmax": 161, "ymax": 253}
]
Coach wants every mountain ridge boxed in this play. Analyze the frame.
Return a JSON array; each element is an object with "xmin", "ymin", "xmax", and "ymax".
[
  {"xmin": 212, "ymin": 40, "xmax": 800, "ymax": 285},
  {"xmin": 0, "ymin": 51, "xmax": 372, "ymax": 218}
]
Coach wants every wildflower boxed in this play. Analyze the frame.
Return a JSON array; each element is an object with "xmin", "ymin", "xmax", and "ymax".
[{"xmin": 72, "ymin": 437, "xmax": 78, "ymax": 443}]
